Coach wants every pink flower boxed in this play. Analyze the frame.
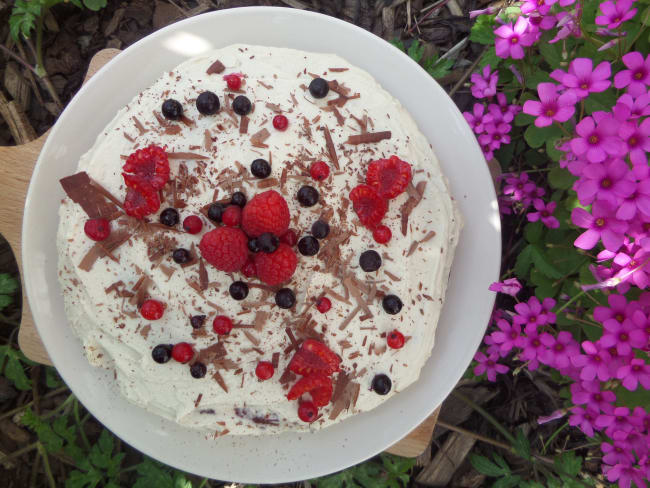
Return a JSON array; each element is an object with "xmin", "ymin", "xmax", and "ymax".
[
  {"xmin": 550, "ymin": 58, "xmax": 612, "ymax": 99},
  {"xmin": 570, "ymin": 115, "xmax": 625, "ymax": 163},
  {"xmin": 541, "ymin": 297, "xmax": 557, "ymax": 323},
  {"xmin": 519, "ymin": 324, "xmax": 546, "ymax": 368},
  {"xmin": 604, "ymin": 462, "xmax": 647, "ymax": 488},
  {"xmin": 619, "ymin": 118, "xmax": 650, "ymax": 166},
  {"xmin": 617, "ymin": 358, "xmax": 650, "ymax": 390},
  {"xmin": 572, "ymin": 200, "xmax": 629, "ymax": 251},
  {"xmin": 527, "ymin": 199, "xmax": 560, "ymax": 228},
  {"xmin": 469, "ymin": 6, "xmax": 496, "ymax": 18},
  {"xmin": 503, "ymin": 173, "xmax": 536, "ymax": 202},
  {"xmin": 568, "ymin": 405, "xmax": 600, "ymax": 437},
  {"xmin": 488, "ymin": 278, "xmax": 522, "ymax": 296},
  {"xmin": 593, "ymin": 293, "xmax": 639, "ymax": 328},
  {"xmin": 571, "ymin": 340, "xmax": 613, "ymax": 381},
  {"xmin": 479, "ymin": 122, "xmax": 512, "ymax": 150},
  {"xmin": 513, "ymin": 296, "xmax": 551, "ymax": 328},
  {"xmin": 550, "ymin": 10, "xmax": 581, "ymax": 43},
  {"xmin": 473, "ymin": 351, "xmax": 509, "ymax": 381},
  {"xmin": 611, "ymin": 244, "xmax": 650, "ymax": 288},
  {"xmin": 596, "ymin": 0, "xmax": 637, "ymax": 29},
  {"xmin": 599, "ymin": 315, "xmax": 647, "ymax": 355},
  {"xmin": 522, "ymin": 83, "xmax": 576, "ymax": 127},
  {"xmin": 489, "ymin": 319, "xmax": 523, "ymax": 353},
  {"xmin": 494, "ymin": 17, "xmax": 536, "ymax": 59},
  {"xmin": 614, "ymin": 52, "xmax": 650, "ymax": 97},
  {"xmin": 528, "ymin": 12, "xmax": 558, "ymax": 32},
  {"xmin": 596, "ymin": 405, "xmax": 636, "ymax": 437},
  {"xmin": 602, "ymin": 437, "xmax": 636, "ymax": 466},
  {"xmin": 614, "ymin": 91, "xmax": 650, "ymax": 120},
  {"xmin": 463, "ymin": 103, "xmax": 492, "ymax": 134},
  {"xmin": 471, "ymin": 65, "xmax": 498, "ymax": 99},
  {"xmin": 574, "ymin": 159, "xmax": 635, "ymax": 206},
  {"xmin": 617, "ymin": 179, "xmax": 650, "ymax": 222},
  {"xmin": 498, "ymin": 195, "xmax": 514, "ymax": 215},
  {"xmin": 487, "ymin": 93, "xmax": 521, "ymax": 124},
  {"xmin": 570, "ymin": 380, "xmax": 616, "ymax": 410},
  {"xmin": 539, "ymin": 331, "xmax": 580, "ymax": 368}
]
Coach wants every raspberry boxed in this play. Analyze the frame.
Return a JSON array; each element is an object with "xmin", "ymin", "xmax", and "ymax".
[
  {"xmin": 280, "ymin": 229, "xmax": 298, "ymax": 247},
  {"xmin": 222, "ymin": 205, "xmax": 242, "ymax": 227},
  {"xmin": 241, "ymin": 258, "xmax": 257, "ymax": 278},
  {"xmin": 241, "ymin": 190, "xmax": 290, "ymax": 238},
  {"xmin": 289, "ymin": 339, "xmax": 341, "ymax": 376},
  {"xmin": 316, "ymin": 297, "xmax": 332, "ymax": 314},
  {"xmin": 223, "ymin": 73, "xmax": 242, "ymax": 90},
  {"xmin": 310, "ymin": 161, "xmax": 330, "ymax": 181},
  {"xmin": 123, "ymin": 174, "xmax": 161, "ymax": 219},
  {"xmin": 287, "ymin": 373, "xmax": 333, "ymax": 407},
  {"xmin": 387, "ymin": 330, "xmax": 405, "ymax": 349},
  {"xmin": 349, "ymin": 184, "xmax": 387, "ymax": 229},
  {"xmin": 254, "ymin": 243, "xmax": 297, "ymax": 285},
  {"xmin": 84, "ymin": 218, "xmax": 110, "ymax": 241},
  {"xmin": 272, "ymin": 115, "xmax": 288, "ymax": 131},
  {"xmin": 140, "ymin": 299, "xmax": 165, "ymax": 320},
  {"xmin": 183, "ymin": 215, "xmax": 203, "ymax": 234},
  {"xmin": 255, "ymin": 361, "xmax": 274, "ymax": 380},
  {"xmin": 298, "ymin": 401, "xmax": 318, "ymax": 423},
  {"xmin": 212, "ymin": 315, "xmax": 233, "ymax": 335},
  {"xmin": 366, "ymin": 156, "xmax": 412, "ymax": 199},
  {"xmin": 199, "ymin": 227, "xmax": 249, "ymax": 272},
  {"xmin": 373, "ymin": 225, "xmax": 392, "ymax": 244},
  {"xmin": 122, "ymin": 145, "xmax": 170, "ymax": 190},
  {"xmin": 171, "ymin": 342, "xmax": 194, "ymax": 363}
]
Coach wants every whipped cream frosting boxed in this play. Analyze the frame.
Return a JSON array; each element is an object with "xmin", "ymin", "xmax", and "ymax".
[{"xmin": 57, "ymin": 44, "xmax": 462, "ymax": 435}]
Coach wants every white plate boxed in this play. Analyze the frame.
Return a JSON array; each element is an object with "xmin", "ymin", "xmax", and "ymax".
[{"xmin": 22, "ymin": 7, "xmax": 500, "ymax": 483}]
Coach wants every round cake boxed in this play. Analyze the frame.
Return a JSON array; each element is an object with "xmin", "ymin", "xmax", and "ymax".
[{"xmin": 56, "ymin": 44, "xmax": 462, "ymax": 435}]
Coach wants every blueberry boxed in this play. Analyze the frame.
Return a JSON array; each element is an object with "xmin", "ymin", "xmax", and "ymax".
[
  {"xmin": 196, "ymin": 91, "xmax": 220, "ymax": 115},
  {"xmin": 359, "ymin": 250, "xmax": 381, "ymax": 272},
  {"xmin": 229, "ymin": 281, "xmax": 249, "ymax": 300},
  {"xmin": 309, "ymin": 78, "xmax": 329, "ymax": 98},
  {"xmin": 248, "ymin": 238, "xmax": 261, "ymax": 253},
  {"xmin": 231, "ymin": 191, "xmax": 247, "ymax": 208},
  {"xmin": 152, "ymin": 344, "xmax": 172, "ymax": 364},
  {"xmin": 207, "ymin": 203, "xmax": 224, "ymax": 223},
  {"xmin": 162, "ymin": 99, "xmax": 183, "ymax": 120},
  {"xmin": 172, "ymin": 248, "xmax": 191, "ymax": 264},
  {"xmin": 160, "ymin": 208, "xmax": 179, "ymax": 226},
  {"xmin": 371, "ymin": 374, "xmax": 392, "ymax": 395},
  {"xmin": 382, "ymin": 294, "xmax": 403, "ymax": 315},
  {"xmin": 311, "ymin": 220, "xmax": 330, "ymax": 239},
  {"xmin": 298, "ymin": 236, "xmax": 319, "ymax": 256},
  {"xmin": 190, "ymin": 315, "xmax": 206, "ymax": 329},
  {"xmin": 275, "ymin": 288, "xmax": 296, "ymax": 309},
  {"xmin": 297, "ymin": 186, "xmax": 319, "ymax": 207},
  {"xmin": 251, "ymin": 159, "xmax": 271, "ymax": 179},
  {"xmin": 232, "ymin": 95, "xmax": 252, "ymax": 115},
  {"xmin": 258, "ymin": 232, "xmax": 279, "ymax": 253},
  {"xmin": 190, "ymin": 362, "xmax": 207, "ymax": 378}
]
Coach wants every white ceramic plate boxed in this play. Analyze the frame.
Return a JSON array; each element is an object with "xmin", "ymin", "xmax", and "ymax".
[{"xmin": 22, "ymin": 7, "xmax": 500, "ymax": 483}]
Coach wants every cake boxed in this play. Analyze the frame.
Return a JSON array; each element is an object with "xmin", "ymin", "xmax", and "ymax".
[{"xmin": 56, "ymin": 44, "xmax": 462, "ymax": 435}]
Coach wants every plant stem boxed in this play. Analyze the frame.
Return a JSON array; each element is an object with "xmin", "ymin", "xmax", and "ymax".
[
  {"xmin": 197, "ymin": 478, "xmax": 209, "ymax": 488},
  {"xmin": 542, "ymin": 421, "xmax": 568, "ymax": 454},
  {"xmin": 0, "ymin": 442, "xmax": 38, "ymax": 463},
  {"xmin": 555, "ymin": 122, "xmax": 572, "ymax": 137},
  {"xmin": 437, "ymin": 420, "xmax": 513, "ymax": 451},
  {"xmin": 0, "ymin": 386, "xmax": 69, "ymax": 421},
  {"xmin": 451, "ymin": 390, "xmax": 516, "ymax": 443},
  {"xmin": 556, "ymin": 289, "xmax": 586, "ymax": 313},
  {"xmin": 449, "ymin": 46, "xmax": 488, "ymax": 97},
  {"xmin": 37, "ymin": 442, "xmax": 57, "ymax": 488},
  {"xmin": 0, "ymin": 44, "xmax": 39, "ymax": 76},
  {"xmin": 118, "ymin": 464, "xmax": 140, "ymax": 475},
  {"xmin": 35, "ymin": 8, "xmax": 46, "ymax": 77},
  {"xmin": 73, "ymin": 399, "xmax": 91, "ymax": 451},
  {"xmin": 40, "ymin": 393, "xmax": 75, "ymax": 420}
]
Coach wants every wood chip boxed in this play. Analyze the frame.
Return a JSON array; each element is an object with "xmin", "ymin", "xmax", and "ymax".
[
  {"xmin": 345, "ymin": 131, "xmax": 391, "ymax": 145},
  {"xmin": 206, "ymin": 59, "xmax": 225, "ymax": 74},
  {"xmin": 321, "ymin": 126, "xmax": 340, "ymax": 170}
]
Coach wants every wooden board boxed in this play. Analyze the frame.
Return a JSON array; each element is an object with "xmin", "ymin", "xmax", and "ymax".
[{"xmin": 0, "ymin": 48, "xmax": 438, "ymax": 457}]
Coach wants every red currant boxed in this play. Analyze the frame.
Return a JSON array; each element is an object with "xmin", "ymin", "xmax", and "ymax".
[
  {"xmin": 224, "ymin": 73, "xmax": 242, "ymax": 90},
  {"xmin": 183, "ymin": 215, "xmax": 203, "ymax": 234},
  {"xmin": 272, "ymin": 115, "xmax": 288, "ymax": 131},
  {"xmin": 84, "ymin": 218, "xmax": 111, "ymax": 241},
  {"xmin": 255, "ymin": 361, "xmax": 274, "ymax": 380},
  {"xmin": 213, "ymin": 315, "xmax": 233, "ymax": 335},
  {"xmin": 140, "ymin": 299, "xmax": 165, "ymax": 320},
  {"xmin": 316, "ymin": 297, "xmax": 332, "ymax": 314},
  {"xmin": 373, "ymin": 225, "xmax": 392, "ymax": 244},
  {"xmin": 280, "ymin": 229, "xmax": 298, "ymax": 247},
  {"xmin": 222, "ymin": 205, "xmax": 242, "ymax": 227},
  {"xmin": 387, "ymin": 330, "xmax": 405, "ymax": 349},
  {"xmin": 310, "ymin": 161, "xmax": 330, "ymax": 181},
  {"xmin": 171, "ymin": 342, "xmax": 194, "ymax": 363},
  {"xmin": 241, "ymin": 258, "xmax": 257, "ymax": 278},
  {"xmin": 298, "ymin": 401, "xmax": 318, "ymax": 423}
]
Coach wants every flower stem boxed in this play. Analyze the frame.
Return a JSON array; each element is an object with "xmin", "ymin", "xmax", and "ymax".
[
  {"xmin": 556, "ymin": 289, "xmax": 586, "ymax": 313},
  {"xmin": 555, "ymin": 122, "xmax": 572, "ymax": 138},
  {"xmin": 35, "ymin": 8, "xmax": 46, "ymax": 77},
  {"xmin": 37, "ymin": 442, "xmax": 56, "ymax": 488},
  {"xmin": 541, "ymin": 421, "xmax": 569, "ymax": 454},
  {"xmin": 0, "ymin": 386, "xmax": 69, "ymax": 422},
  {"xmin": 451, "ymin": 390, "xmax": 516, "ymax": 443},
  {"xmin": 73, "ymin": 399, "xmax": 91, "ymax": 451}
]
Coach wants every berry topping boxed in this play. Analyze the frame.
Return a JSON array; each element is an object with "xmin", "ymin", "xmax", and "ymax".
[
  {"xmin": 207, "ymin": 203, "xmax": 224, "ymax": 223},
  {"xmin": 251, "ymin": 158, "xmax": 271, "ymax": 179},
  {"xmin": 229, "ymin": 281, "xmax": 249, "ymax": 300},
  {"xmin": 371, "ymin": 374, "xmax": 392, "ymax": 395},
  {"xmin": 172, "ymin": 248, "xmax": 191, "ymax": 264},
  {"xmin": 309, "ymin": 161, "xmax": 330, "ymax": 181},
  {"xmin": 280, "ymin": 229, "xmax": 298, "ymax": 246},
  {"xmin": 183, "ymin": 215, "xmax": 203, "ymax": 234},
  {"xmin": 190, "ymin": 315, "xmax": 206, "ymax": 329},
  {"xmin": 309, "ymin": 78, "xmax": 329, "ymax": 98},
  {"xmin": 123, "ymin": 174, "xmax": 161, "ymax": 219},
  {"xmin": 241, "ymin": 190, "xmax": 290, "ymax": 238},
  {"xmin": 161, "ymin": 99, "xmax": 183, "ymax": 120},
  {"xmin": 171, "ymin": 342, "xmax": 194, "ymax": 363},
  {"xmin": 196, "ymin": 91, "xmax": 220, "ymax": 115},
  {"xmin": 140, "ymin": 299, "xmax": 164, "ymax": 320},
  {"xmin": 241, "ymin": 258, "xmax": 257, "ymax": 278},
  {"xmin": 275, "ymin": 288, "xmax": 296, "ymax": 309},
  {"xmin": 212, "ymin": 315, "xmax": 233, "ymax": 335},
  {"xmin": 222, "ymin": 205, "xmax": 242, "ymax": 227},
  {"xmin": 297, "ymin": 186, "xmax": 319, "ymax": 207},
  {"xmin": 255, "ymin": 361, "xmax": 274, "ymax": 380},
  {"xmin": 199, "ymin": 227, "xmax": 249, "ymax": 272},
  {"xmin": 373, "ymin": 225, "xmax": 392, "ymax": 244},
  {"xmin": 84, "ymin": 218, "xmax": 110, "ymax": 241},
  {"xmin": 382, "ymin": 294, "xmax": 403, "ymax": 315},
  {"xmin": 366, "ymin": 156, "xmax": 412, "ymax": 199},
  {"xmin": 190, "ymin": 362, "xmax": 207, "ymax": 378},
  {"xmin": 316, "ymin": 297, "xmax": 332, "ymax": 314},
  {"xmin": 254, "ymin": 243, "xmax": 298, "ymax": 285},
  {"xmin": 248, "ymin": 238, "xmax": 260, "ymax": 253},
  {"xmin": 298, "ymin": 401, "xmax": 318, "ymax": 423},
  {"xmin": 349, "ymin": 184, "xmax": 387, "ymax": 229},
  {"xmin": 287, "ymin": 372, "xmax": 333, "ymax": 407},
  {"xmin": 311, "ymin": 220, "xmax": 330, "ymax": 239},
  {"xmin": 160, "ymin": 208, "xmax": 179, "ymax": 227},
  {"xmin": 223, "ymin": 73, "xmax": 242, "ymax": 90},
  {"xmin": 123, "ymin": 145, "xmax": 170, "ymax": 190},
  {"xmin": 232, "ymin": 95, "xmax": 252, "ymax": 115},
  {"xmin": 231, "ymin": 191, "xmax": 247, "ymax": 208},
  {"xmin": 272, "ymin": 114, "xmax": 288, "ymax": 131},
  {"xmin": 288, "ymin": 339, "xmax": 341, "ymax": 376},
  {"xmin": 387, "ymin": 330, "xmax": 405, "ymax": 349},
  {"xmin": 152, "ymin": 344, "xmax": 172, "ymax": 364},
  {"xmin": 359, "ymin": 250, "xmax": 382, "ymax": 272},
  {"xmin": 298, "ymin": 236, "xmax": 319, "ymax": 256},
  {"xmin": 258, "ymin": 232, "xmax": 279, "ymax": 253}
]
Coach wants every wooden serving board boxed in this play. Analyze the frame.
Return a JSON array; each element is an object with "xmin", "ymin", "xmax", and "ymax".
[{"xmin": 0, "ymin": 48, "xmax": 439, "ymax": 457}]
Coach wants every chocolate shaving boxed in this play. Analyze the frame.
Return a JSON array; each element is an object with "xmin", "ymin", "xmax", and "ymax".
[
  {"xmin": 351, "ymin": 382, "xmax": 361, "ymax": 407},
  {"xmin": 164, "ymin": 125, "xmax": 182, "ymax": 135},
  {"xmin": 406, "ymin": 241, "xmax": 419, "ymax": 257},
  {"xmin": 329, "ymin": 67, "xmax": 349, "ymax": 72},
  {"xmin": 301, "ymin": 116, "xmax": 312, "ymax": 140},
  {"xmin": 186, "ymin": 279, "xmax": 204, "ymax": 297},
  {"xmin": 420, "ymin": 230, "xmax": 437, "ymax": 243},
  {"xmin": 206, "ymin": 59, "xmax": 225, "ymax": 74},
  {"xmin": 321, "ymin": 126, "xmax": 340, "ymax": 170},
  {"xmin": 180, "ymin": 115, "xmax": 195, "ymax": 127},
  {"xmin": 384, "ymin": 270, "xmax": 401, "ymax": 282},
  {"xmin": 338, "ymin": 305, "xmax": 361, "ymax": 330},
  {"xmin": 279, "ymin": 367, "xmax": 296, "ymax": 385},
  {"xmin": 257, "ymin": 80, "xmax": 272, "ymax": 89},
  {"xmin": 206, "ymin": 300, "xmax": 223, "ymax": 311},
  {"xmin": 198, "ymin": 258, "xmax": 208, "ymax": 291},
  {"xmin": 331, "ymin": 107, "xmax": 345, "ymax": 126},
  {"xmin": 345, "ymin": 131, "xmax": 391, "ymax": 145},
  {"xmin": 243, "ymin": 330, "xmax": 260, "ymax": 346},
  {"xmin": 400, "ymin": 181, "xmax": 427, "ymax": 236},
  {"xmin": 329, "ymin": 372, "xmax": 353, "ymax": 420},
  {"xmin": 250, "ymin": 128, "xmax": 270, "ymax": 148},
  {"xmin": 265, "ymin": 102, "xmax": 282, "ymax": 113},
  {"xmin": 239, "ymin": 115, "xmax": 249, "ymax": 134},
  {"xmin": 194, "ymin": 393, "xmax": 203, "ymax": 408},
  {"xmin": 212, "ymin": 371, "xmax": 228, "ymax": 392},
  {"xmin": 348, "ymin": 351, "xmax": 361, "ymax": 360},
  {"xmin": 254, "ymin": 311, "xmax": 269, "ymax": 332},
  {"xmin": 194, "ymin": 342, "xmax": 227, "ymax": 366},
  {"xmin": 327, "ymin": 93, "xmax": 360, "ymax": 107},
  {"xmin": 133, "ymin": 276, "xmax": 152, "ymax": 308},
  {"xmin": 60, "ymin": 172, "xmax": 121, "ymax": 220},
  {"xmin": 324, "ymin": 287, "xmax": 351, "ymax": 305},
  {"xmin": 271, "ymin": 352, "xmax": 280, "ymax": 369},
  {"xmin": 123, "ymin": 132, "xmax": 135, "ymax": 142},
  {"xmin": 328, "ymin": 80, "xmax": 351, "ymax": 97},
  {"xmin": 232, "ymin": 324, "xmax": 255, "ymax": 329},
  {"xmin": 204, "ymin": 129, "xmax": 213, "ymax": 151},
  {"xmin": 78, "ymin": 228, "xmax": 130, "ymax": 271},
  {"xmin": 167, "ymin": 152, "xmax": 209, "ymax": 160},
  {"xmin": 350, "ymin": 114, "xmax": 367, "ymax": 133},
  {"xmin": 139, "ymin": 324, "xmax": 151, "ymax": 339},
  {"xmin": 89, "ymin": 180, "xmax": 123, "ymax": 209},
  {"xmin": 132, "ymin": 116, "xmax": 146, "ymax": 134},
  {"xmin": 257, "ymin": 177, "xmax": 278, "ymax": 189},
  {"xmin": 285, "ymin": 327, "xmax": 299, "ymax": 351},
  {"xmin": 179, "ymin": 242, "xmax": 198, "ymax": 268}
]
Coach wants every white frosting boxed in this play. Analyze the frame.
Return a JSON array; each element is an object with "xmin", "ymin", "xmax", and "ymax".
[{"xmin": 57, "ymin": 44, "xmax": 462, "ymax": 435}]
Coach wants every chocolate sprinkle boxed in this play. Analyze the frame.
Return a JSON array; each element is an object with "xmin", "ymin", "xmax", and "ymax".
[
  {"xmin": 167, "ymin": 152, "xmax": 209, "ymax": 160},
  {"xmin": 206, "ymin": 59, "xmax": 225, "ymax": 75},
  {"xmin": 271, "ymin": 352, "xmax": 280, "ymax": 369},
  {"xmin": 321, "ymin": 126, "xmax": 340, "ymax": 170},
  {"xmin": 250, "ymin": 128, "xmax": 271, "ymax": 148},
  {"xmin": 345, "ymin": 131, "xmax": 391, "ymax": 145},
  {"xmin": 132, "ymin": 116, "xmax": 146, "ymax": 134},
  {"xmin": 60, "ymin": 172, "xmax": 121, "ymax": 220},
  {"xmin": 198, "ymin": 258, "xmax": 208, "ymax": 291},
  {"xmin": 78, "ymin": 228, "xmax": 130, "ymax": 271},
  {"xmin": 239, "ymin": 115, "xmax": 249, "ymax": 134}
]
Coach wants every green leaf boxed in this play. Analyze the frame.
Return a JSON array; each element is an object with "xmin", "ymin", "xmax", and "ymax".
[
  {"xmin": 470, "ymin": 15, "xmax": 496, "ymax": 44},
  {"xmin": 531, "ymin": 268, "xmax": 561, "ymax": 299},
  {"xmin": 546, "ymin": 137, "xmax": 565, "ymax": 162},
  {"xmin": 65, "ymin": 469, "xmax": 102, "ymax": 488},
  {"xmin": 22, "ymin": 408, "xmax": 64, "ymax": 453},
  {"xmin": 0, "ymin": 273, "xmax": 19, "ymax": 295},
  {"xmin": 8, "ymin": 0, "xmax": 42, "ymax": 40},
  {"xmin": 492, "ymin": 453, "xmax": 510, "ymax": 473},
  {"xmin": 539, "ymin": 36, "xmax": 563, "ymax": 69},
  {"xmin": 530, "ymin": 244, "xmax": 564, "ymax": 279},
  {"xmin": 493, "ymin": 476, "xmax": 522, "ymax": 488},
  {"xmin": 521, "ymin": 482, "xmax": 546, "ymax": 488},
  {"xmin": 515, "ymin": 112, "xmax": 535, "ymax": 127},
  {"xmin": 554, "ymin": 451, "xmax": 582, "ymax": 478},
  {"xmin": 172, "ymin": 471, "xmax": 193, "ymax": 488},
  {"xmin": 548, "ymin": 167, "xmax": 576, "ymax": 190},
  {"xmin": 524, "ymin": 124, "xmax": 561, "ymax": 149},
  {"xmin": 45, "ymin": 366, "xmax": 64, "ymax": 388},
  {"xmin": 98, "ymin": 429, "xmax": 114, "ymax": 456},
  {"xmin": 423, "ymin": 55, "xmax": 455, "ymax": 79},
  {"xmin": 524, "ymin": 222, "xmax": 544, "ymax": 244},
  {"xmin": 133, "ymin": 459, "xmax": 174, "ymax": 488},
  {"xmin": 584, "ymin": 88, "xmax": 618, "ymax": 114},
  {"xmin": 479, "ymin": 47, "xmax": 501, "ymax": 69},
  {"xmin": 514, "ymin": 244, "xmax": 534, "ymax": 279},
  {"xmin": 614, "ymin": 385, "xmax": 650, "ymax": 408},
  {"xmin": 525, "ymin": 70, "xmax": 551, "ymax": 90},
  {"xmin": 407, "ymin": 39, "xmax": 424, "ymax": 63},
  {"xmin": 82, "ymin": 0, "xmax": 107, "ymax": 10},
  {"xmin": 390, "ymin": 38, "xmax": 405, "ymax": 52},
  {"xmin": 0, "ymin": 345, "xmax": 33, "ymax": 390},
  {"xmin": 470, "ymin": 454, "xmax": 508, "ymax": 477},
  {"xmin": 512, "ymin": 429, "xmax": 531, "ymax": 460}
]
